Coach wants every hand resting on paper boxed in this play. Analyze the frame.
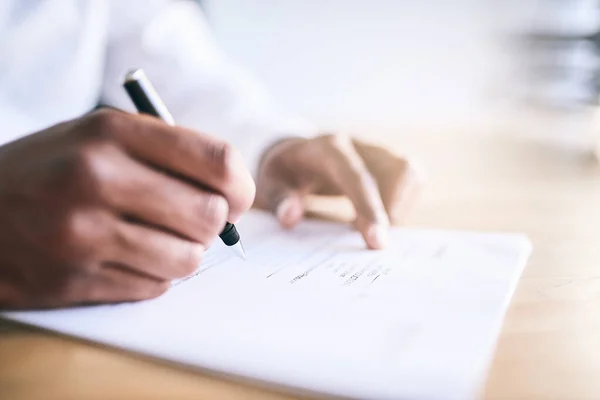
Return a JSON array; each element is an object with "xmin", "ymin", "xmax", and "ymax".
[{"xmin": 255, "ymin": 134, "xmax": 421, "ymax": 249}]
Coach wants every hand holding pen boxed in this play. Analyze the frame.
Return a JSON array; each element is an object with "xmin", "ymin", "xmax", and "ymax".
[
  {"xmin": 0, "ymin": 78, "xmax": 255, "ymax": 308},
  {"xmin": 123, "ymin": 69, "xmax": 249, "ymax": 259}
]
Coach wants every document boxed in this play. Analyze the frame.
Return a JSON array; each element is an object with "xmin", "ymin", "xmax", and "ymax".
[{"xmin": 0, "ymin": 210, "xmax": 531, "ymax": 400}]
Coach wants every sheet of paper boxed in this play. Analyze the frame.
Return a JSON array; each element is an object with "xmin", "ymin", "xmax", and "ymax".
[{"xmin": 1, "ymin": 210, "xmax": 531, "ymax": 400}]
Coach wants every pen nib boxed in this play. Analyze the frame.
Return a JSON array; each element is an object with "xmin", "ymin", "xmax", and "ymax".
[{"xmin": 231, "ymin": 241, "xmax": 246, "ymax": 260}]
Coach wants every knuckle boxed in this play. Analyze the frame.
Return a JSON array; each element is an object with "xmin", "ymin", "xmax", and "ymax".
[
  {"xmin": 62, "ymin": 145, "xmax": 120, "ymax": 200},
  {"xmin": 57, "ymin": 211, "xmax": 110, "ymax": 259},
  {"xmin": 69, "ymin": 147, "xmax": 101, "ymax": 181},
  {"xmin": 59, "ymin": 212, "xmax": 90, "ymax": 249},
  {"xmin": 394, "ymin": 156, "xmax": 425, "ymax": 187},
  {"xmin": 317, "ymin": 134, "xmax": 355, "ymax": 169},
  {"xmin": 84, "ymin": 109, "xmax": 126, "ymax": 139},
  {"xmin": 319, "ymin": 133, "xmax": 352, "ymax": 151},
  {"xmin": 208, "ymin": 141, "xmax": 237, "ymax": 184},
  {"xmin": 394, "ymin": 156, "xmax": 411, "ymax": 173},
  {"xmin": 58, "ymin": 147, "xmax": 105, "ymax": 191}
]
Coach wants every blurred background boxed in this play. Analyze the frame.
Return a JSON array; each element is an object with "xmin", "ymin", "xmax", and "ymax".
[{"xmin": 200, "ymin": 0, "xmax": 600, "ymax": 151}]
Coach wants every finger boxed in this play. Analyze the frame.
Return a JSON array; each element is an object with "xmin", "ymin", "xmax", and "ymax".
[
  {"xmin": 44, "ymin": 264, "xmax": 169, "ymax": 307},
  {"xmin": 321, "ymin": 135, "xmax": 389, "ymax": 249},
  {"xmin": 254, "ymin": 139, "xmax": 308, "ymax": 228},
  {"xmin": 101, "ymin": 147, "xmax": 228, "ymax": 245},
  {"xmin": 106, "ymin": 220, "xmax": 204, "ymax": 281},
  {"xmin": 276, "ymin": 195, "xmax": 305, "ymax": 229},
  {"xmin": 85, "ymin": 110, "xmax": 255, "ymax": 222},
  {"xmin": 352, "ymin": 139, "xmax": 423, "ymax": 224},
  {"xmin": 385, "ymin": 171, "xmax": 421, "ymax": 225},
  {"xmin": 257, "ymin": 175, "xmax": 305, "ymax": 229},
  {"xmin": 85, "ymin": 263, "xmax": 171, "ymax": 304}
]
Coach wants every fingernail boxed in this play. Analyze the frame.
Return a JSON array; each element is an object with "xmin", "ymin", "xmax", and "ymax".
[
  {"xmin": 276, "ymin": 198, "xmax": 294, "ymax": 222},
  {"xmin": 367, "ymin": 224, "xmax": 388, "ymax": 249},
  {"xmin": 276, "ymin": 197, "xmax": 304, "ymax": 228}
]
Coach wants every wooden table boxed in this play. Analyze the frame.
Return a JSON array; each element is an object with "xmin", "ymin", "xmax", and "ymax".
[{"xmin": 2, "ymin": 132, "xmax": 600, "ymax": 399}]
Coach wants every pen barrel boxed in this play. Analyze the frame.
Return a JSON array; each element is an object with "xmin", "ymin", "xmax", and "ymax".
[
  {"xmin": 219, "ymin": 222, "xmax": 240, "ymax": 246},
  {"xmin": 123, "ymin": 69, "xmax": 175, "ymax": 125},
  {"xmin": 123, "ymin": 69, "xmax": 240, "ymax": 250}
]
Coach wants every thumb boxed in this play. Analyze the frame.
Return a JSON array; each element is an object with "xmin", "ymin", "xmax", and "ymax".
[
  {"xmin": 274, "ymin": 190, "xmax": 305, "ymax": 229},
  {"xmin": 256, "ymin": 158, "xmax": 306, "ymax": 229}
]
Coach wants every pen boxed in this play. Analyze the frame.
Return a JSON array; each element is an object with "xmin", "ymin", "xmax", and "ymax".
[{"xmin": 123, "ymin": 68, "xmax": 246, "ymax": 260}]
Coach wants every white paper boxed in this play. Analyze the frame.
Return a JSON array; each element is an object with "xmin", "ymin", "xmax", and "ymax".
[{"xmin": 1, "ymin": 210, "xmax": 531, "ymax": 400}]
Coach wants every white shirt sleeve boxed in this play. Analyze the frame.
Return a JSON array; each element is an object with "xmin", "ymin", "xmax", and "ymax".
[{"xmin": 100, "ymin": 0, "xmax": 316, "ymax": 176}]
